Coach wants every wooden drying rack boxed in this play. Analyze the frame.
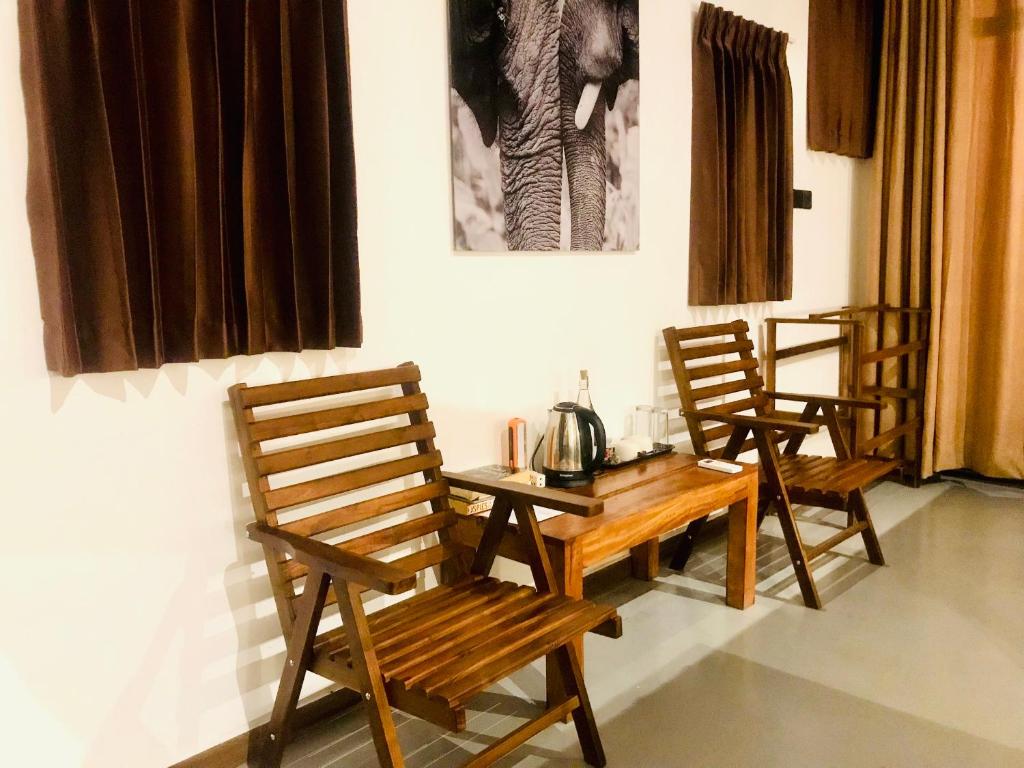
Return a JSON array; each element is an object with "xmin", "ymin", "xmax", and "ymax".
[{"xmin": 764, "ymin": 304, "xmax": 930, "ymax": 485}]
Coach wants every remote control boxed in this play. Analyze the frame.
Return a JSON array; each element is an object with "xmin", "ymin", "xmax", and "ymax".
[{"xmin": 697, "ymin": 458, "xmax": 743, "ymax": 474}]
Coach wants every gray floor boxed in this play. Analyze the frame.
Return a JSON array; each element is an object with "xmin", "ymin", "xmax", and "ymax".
[{"xmin": 277, "ymin": 478, "xmax": 1024, "ymax": 767}]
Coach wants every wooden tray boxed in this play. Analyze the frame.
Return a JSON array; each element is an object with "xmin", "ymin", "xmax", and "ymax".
[{"xmin": 600, "ymin": 443, "xmax": 674, "ymax": 471}]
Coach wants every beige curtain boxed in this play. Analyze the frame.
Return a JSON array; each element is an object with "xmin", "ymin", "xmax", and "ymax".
[{"xmin": 865, "ymin": 0, "xmax": 1024, "ymax": 479}]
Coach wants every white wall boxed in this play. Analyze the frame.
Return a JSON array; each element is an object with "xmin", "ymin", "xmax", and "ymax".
[{"xmin": 0, "ymin": 1, "xmax": 864, "ymax": 764}]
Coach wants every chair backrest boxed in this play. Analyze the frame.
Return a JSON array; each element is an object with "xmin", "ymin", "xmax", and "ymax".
[
  {"xmin": 229, "ymin": 363, "xmax": 462, "ymax": 634},
  {"xmin": 662, "ymin": 320, "xmax": 780, "ymax": 458}
]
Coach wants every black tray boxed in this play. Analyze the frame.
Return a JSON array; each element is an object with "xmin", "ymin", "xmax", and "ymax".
[{"xmin": 600, "ymin": 442, "xmax": 674, "ymax": 470}]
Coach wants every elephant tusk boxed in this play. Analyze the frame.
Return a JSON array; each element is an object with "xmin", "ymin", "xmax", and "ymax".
[{"xmin": 574, "ymin": 81, "xmax": 603, "ymax": 131}]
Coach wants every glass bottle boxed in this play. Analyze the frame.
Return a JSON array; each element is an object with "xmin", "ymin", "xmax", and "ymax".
[{"xmin": 576, "ymin": 369, "xmax": 593, "ymax": 410}]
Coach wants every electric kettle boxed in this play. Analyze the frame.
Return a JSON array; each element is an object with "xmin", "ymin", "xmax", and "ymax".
[{"xmin": 542, "ymin": 402, "xmax": 606, "ymax": 488}]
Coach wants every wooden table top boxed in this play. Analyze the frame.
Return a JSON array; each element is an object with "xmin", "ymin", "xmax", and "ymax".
[{"xmin": 538, "ymin": 452, "xmax": 758, "ymax": 542}]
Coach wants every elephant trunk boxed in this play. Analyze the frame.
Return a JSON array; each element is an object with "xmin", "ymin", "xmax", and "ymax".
[
  {"xmin": 560, "ymin": 0, "xmax": 622, "ymax": 251},
  {"xmin": 498, "ymin": 0, "xmax": 563, "ymax": 251},
  {"xmin": 560, "ymin": 67, "xmax": 608, "ymax": 251}
]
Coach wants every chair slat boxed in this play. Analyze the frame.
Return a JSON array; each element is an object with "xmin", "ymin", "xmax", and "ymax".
[
  {"xmin": 780, "ymin": 455, "xmax": 897, "ymax": 494},
  {"xmin": 710, "ymin": 395, "xmax": 763, "ymax": 414},
  {"xmin": 381, "ymin": 588, "xmax": 539, "ymax": 677},
  {"xmin": 439, "ymin": 603, "xmax": 610, "ymax": 707},
  {"xmin": 283, "ymin": 539, "xmax": 470, "ymax": 585},
  {"xmin": 313, "ymin": 580, "xmax": 473, "ymax": 657},
  {"xmin": 780, "ymin": 456, "xmax": 834, "ymax": 488},
  {"xmin": 265, "ymin": 451, "xmax": 442, "ymax": 511},
  {"xmin": 398, "ymin": 595, "xmax": 563, "ymax": 687},
  {"xmin": 241, "ymin": 365, "xmax": 421, "ymax": 407},
  {"xmin": 419, "ymin": 599, "xmax": 588, "ymax": 697},
  {"xmin": 685, "ymin": 357, "xmax": 759, "ymax": 380},
  {"xmin": 690, "ymin": 376, "xmax": 762, "ymax": 402},
  {"xmin": 368, "ymin": 582, "xmax": 523, "ymax": 659},
  {"xmin": 280, "ymin": 480, "xmax": 449, "ymax": 538},
  {"xmin": 824, "ymin": 461, "xmax": 880, "ymax": 490},
  {"xmin": 385, "ymin": 541, "xmax": 471, "ymax": 579},
  {"xmin": 678, "ymin": 339, "xmax": 754, "ymax": 361},
  {"xmin": 667, "ymin": 320, "xmax": 746, "ymax": 342},
  {"xmin": 344, "ymin": 512, "xmax": 457, "ymax": 557},
  {"xmin": 355, "ymin": 542, "xmax": 473, "ymax": 594},
  {"xmin": 361, "ymin": 579, "xmax": 480, "ymax": 636},
  {"xmin": 250, "ymin": 393, "xmax": 429, "ymax": 442},
  {"xmin": 256, "ymin": 423, "xmax": 436, "ymax": 475}
]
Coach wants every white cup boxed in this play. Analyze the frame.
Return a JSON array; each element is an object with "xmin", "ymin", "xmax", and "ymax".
[
  {"xmin": 629, "ymin": 434, "xmax": 654, "ymax": 453},
  {"xmin": 614, "ymin": 438, "xmax": 640, "ymax": 462}
]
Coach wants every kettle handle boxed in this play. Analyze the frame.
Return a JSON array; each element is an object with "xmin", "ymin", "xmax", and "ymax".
[{"xmin": 575, "ymin": 407, "xmax": 606, "ymax": 474}]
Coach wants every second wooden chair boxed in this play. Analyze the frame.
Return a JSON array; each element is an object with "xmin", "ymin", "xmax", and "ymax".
[{"xmin": 662, "ymin": 320, "xmax": 897, "ymax": 609}]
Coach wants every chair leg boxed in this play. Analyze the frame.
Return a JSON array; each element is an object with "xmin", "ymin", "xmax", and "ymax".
[
  {"xmin": 849, "ymin": 489, "xmax": 885, "ymax": 566},
  {"xmin": 337, "ymin": 581, "xmax": 405, "ymax": 768},
  {"xmin": 772, "ymin": 498, "xmax": 822, "ymax": 609},
  {"xmin": 552, "ymin": 642, "xmax": 607, "ymax": 767},
  {"xmin": 259, "ymin": 571, "xmax": 331, "ymax": 768},
  {"xmin": 753, "ymin": 431, "xmax": 822, "ymax": 609},
  {"xmin": 669, "ymin": 515, "xmax": 708, "ymax": 571}
]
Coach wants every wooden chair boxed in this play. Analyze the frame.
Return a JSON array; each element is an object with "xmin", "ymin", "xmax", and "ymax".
[
  {"xmin": 229, "ymin": 363, "xmax": 618, "ymax": 768},
  {"xmin": 662, "ymin": 320, "xmax": 897, "ymax": 609}
]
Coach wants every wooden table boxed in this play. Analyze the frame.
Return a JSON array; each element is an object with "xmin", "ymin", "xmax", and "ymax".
[{"xmin": 454, "ymin": 452, "xmax": 759, "ymax": 703}]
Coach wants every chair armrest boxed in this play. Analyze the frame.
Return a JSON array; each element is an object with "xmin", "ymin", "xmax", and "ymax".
[
  {"xmin": 247, "ymin": 523, "xmax": 417, "ymax": 595},
  {"xmin": 442, "ymin": 471, "xmax": 604, "ymax": 517},
  {"xmin": 764, "ymin": 391, "xmax": 886, "ymax": 411},
  {"xmin": 682, "ymin": 409, "xmax": 820, "ymax": 435}
]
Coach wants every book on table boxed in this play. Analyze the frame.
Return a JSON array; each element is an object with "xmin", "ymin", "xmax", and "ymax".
[
  {"xmin": 447, "ymin": 464, "xmax": 507, "ymax": 515},
  {"xmin": 447, "ymin": 464, "xmax": 562, "ymax": 523},
  {"xmin": 449, "ymin": 495, "xmax": 494, "ymax": 516}
]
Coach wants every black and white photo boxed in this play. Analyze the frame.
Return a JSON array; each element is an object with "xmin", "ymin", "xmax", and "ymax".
[{"xmin": 449, "ymin": 0, "xmax": 640, "ymax": 251}]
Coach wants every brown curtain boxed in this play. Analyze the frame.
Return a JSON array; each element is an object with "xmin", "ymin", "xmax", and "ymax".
[
  {"xmin": 18, "ymin": 0, "xmax": 361, "ymax": 376},
  {"xmin": 807, "ymin": 0, "xmax": 884, "ymax": 158},
  {"xmin": 864, "ymin": 0, "xmax": 1024, "ymax": 479},
  {"xmin": 689, "ymin": 3, "xmax": 793, "ymax": 306}
]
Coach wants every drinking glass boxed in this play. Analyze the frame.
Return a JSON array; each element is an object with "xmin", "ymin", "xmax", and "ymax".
[
  {"xmin": 652, "ymin": 408, "xmax": 670, "ymax": 447},
  {"xmin": 633, "ymin": 405, "xmax": 655, "ymax": 452}
]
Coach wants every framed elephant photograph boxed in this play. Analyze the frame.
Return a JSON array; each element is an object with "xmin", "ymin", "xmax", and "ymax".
[{"xmin": 449, "ymin": 0, "xmax": 639, "ymax": 252}]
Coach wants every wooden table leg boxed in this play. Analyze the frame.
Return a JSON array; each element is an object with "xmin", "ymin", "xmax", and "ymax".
[
  {"xmin": 726, "ymin": 482, "xmax": 757, "ymax": 609},
  {"xmin": 629, "ymin": 538, "xmax": 660, "ymax": 581},
  {"xmin": 547, "ymin": 543, "xmax": 583, "ymax": 715}
]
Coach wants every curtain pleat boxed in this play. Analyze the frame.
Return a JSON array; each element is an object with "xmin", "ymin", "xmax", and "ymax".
[
  {"xmin": 774, "ymin": 33, "xmax": 794, "ymax": 300},
  {"xmin": 865, "ymin": 0, "xmax": 1023, "ymax": 479},
  {"xmin": 864, "ymin": 0, "xmax": 947, "ymax": 474},
  {"xmin": 807, "ymin": 0, "xmax": 884, "ymax": 158},
  {"xmin": 324, "ymin": 0, "xmax": 361, "ymax": 348},
  {"xmin": 18, "ymin": 0, "xmax": 360, "ymax": 376},
  {"xmin": 689, "ymin": 3, "xmax": 792, "ymax": 306}
]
